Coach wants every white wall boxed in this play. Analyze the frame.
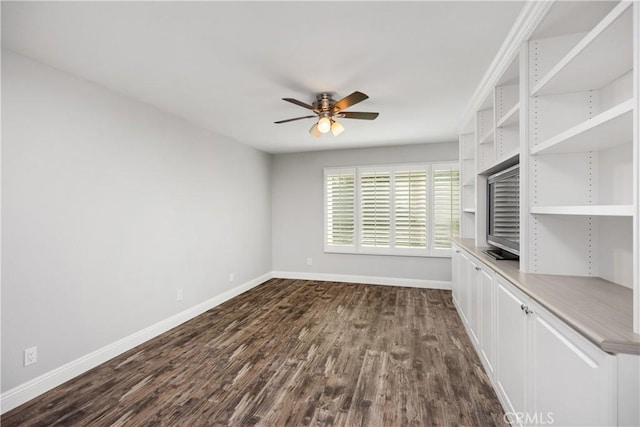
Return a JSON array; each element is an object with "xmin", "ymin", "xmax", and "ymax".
[
  {"xmin": 1, "ymin": 50, "xmax": 272, "ymax": 392},
  {"xmin": 271, "ymin": 142, "xmax": 458, "ymax": 283}
]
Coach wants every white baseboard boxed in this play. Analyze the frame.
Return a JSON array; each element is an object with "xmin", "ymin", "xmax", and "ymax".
[
  {"xmin": 272, "ymin": 271, "xmax": 451, "ymax": 290},
  {"xmin": 0, "ymin": 272, "xmax": 273, "ymax": 414}
]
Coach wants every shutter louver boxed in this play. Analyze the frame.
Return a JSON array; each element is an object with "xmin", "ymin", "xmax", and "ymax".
[
  {"xmin": 394, "ymin": 170, "xmax": 427, "ymax": 248},
  {"xmin": 433, "ymin": 167, "xmax": 460, "ymax": 249},
  {"xmin": 326, "ymin": 172, "xmax": 355, "ymax": 246},
  {"xmin": 360, "ymin": 171, "xmax": 391, "ymax": 247}
]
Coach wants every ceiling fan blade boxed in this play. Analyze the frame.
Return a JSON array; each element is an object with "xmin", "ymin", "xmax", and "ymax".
[
  {"xmin": 282, "ymin": 98, "xmax": 316, "ymax": 111},
  {"xmin": 338, "ymin": 111, "xmax": 379, "ymax": 120},
  {"xmin": 332, "ymin": 91, "xmax": 369, "ymax": 112},
  {"xmin": 274, "ymin": 115, "xmax": 317, "ymax": 124}
]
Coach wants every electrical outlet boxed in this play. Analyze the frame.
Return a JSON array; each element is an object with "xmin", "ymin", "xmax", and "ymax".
[
  {"xmin": 229, "ymin": 273, "xmax": 234, "ymax": 282},
  {"xmin": 24, "ymin": 346, "xmax": 37, "ymax": 367},
  {"xmin": 177, "ymin": 288, "xmax": 183, "ymax": 301},
  {"xmin": 307, "ymin": 257, "xmax": 313, "ymax": 265}
]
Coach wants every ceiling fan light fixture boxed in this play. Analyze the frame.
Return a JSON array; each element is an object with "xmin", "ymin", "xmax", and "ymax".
[
  {"xmin": 276, "ymin": 91, "xmax": 378, "ymax": 138},
  {"xmin": 309, "ymin": 122, "xmax": 322, "ymax": 137},
  {"xmin": 317, "ymin": 116, "xmax": 331, "ymax": 134},
  {"xmin": 330, "ymin": 120, "xmax": 345, "ymax": 136}
]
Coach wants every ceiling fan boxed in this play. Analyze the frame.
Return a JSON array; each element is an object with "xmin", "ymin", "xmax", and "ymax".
[{"xmin": 274, "ymin": 91, "xmax": 379, "ymax": 137}]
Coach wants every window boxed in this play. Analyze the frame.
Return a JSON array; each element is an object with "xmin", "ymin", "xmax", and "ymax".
[
  {"xmin": 360, "ymin": 168, "xmax": 391, "ymax": 249},
  {"xmin": 324, "ymin": 162, "xmax": 460, "ymax": 257},
  {"xmin": 394, "ymin": 167, "xmax": 428, "ymax": 249},
  {"xmin": 325, "ymin": 169, "xmax": 355, "ymax": 251}
]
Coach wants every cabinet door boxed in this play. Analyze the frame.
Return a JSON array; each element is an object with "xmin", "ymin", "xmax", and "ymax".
[
  {"xmin": 457, "ymin": 251, "xmax": 470, "ymax": 325},
  {"xmin": 466, "ymin": 257, "xmax": 480, "ymax": 346},
  {"xmin": 451, "ymin": 245, "xmax": 461, "ymax": 306},
  {"xmin": 530, "ymin": 303, "xmax": 616, "ymax": 427},
  {"xmin": 478, "ymin": 265, "xmax": 495, "ymax": 377},
  {"xmin": 495, "ymin": 276, "xmax": 529, "ymax": 426}
]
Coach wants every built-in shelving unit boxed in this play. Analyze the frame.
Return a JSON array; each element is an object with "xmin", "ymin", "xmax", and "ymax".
[
  {"xmin": 459, "ymin": 131, "xmax": 477, "ymax": 240},
  {"xmin": 455, "ymin": 1, "xmax": 640, "ymax": 422},
  {"xmin": 458, "ymin": 0, "xmax": 638, "ymax": 334},
  {"xmin": 527, "ymin": 1, "xmax": 635, "ymax": 289}
]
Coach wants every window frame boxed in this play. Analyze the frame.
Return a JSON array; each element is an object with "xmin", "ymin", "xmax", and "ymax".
[{"xmin": 324, "ymin": 161, "xmax": 459, "ymax": 258}]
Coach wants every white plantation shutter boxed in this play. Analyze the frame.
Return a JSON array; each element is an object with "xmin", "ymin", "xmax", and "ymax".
[
  {"xmin": 432, "ymin": 164, "xmax": 460, "ymax": 250},
  {"xmin": 324, "ymin": 162, "xmax": 459, "ymax": 256},
  {"xmin": 325, "ymin": 169, "xmax": 356, "ymax": 250},
  {"xmin": 394, "ymin": 169, "xmax": 428, "ymax": 249},
  {"xmin": 360, "ymin": 170, "xmax": 391, "ymax": 248}
]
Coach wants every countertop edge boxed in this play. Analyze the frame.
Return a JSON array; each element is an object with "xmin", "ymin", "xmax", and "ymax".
[{"xmin": 453, "ymin": 238, "xmax": 640, "ymax": 355}]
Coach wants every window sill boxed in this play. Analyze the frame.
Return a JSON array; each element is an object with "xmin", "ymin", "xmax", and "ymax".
[{"xmin": 324, "ymin": 247, "xmax": 452, "ymax": 258}]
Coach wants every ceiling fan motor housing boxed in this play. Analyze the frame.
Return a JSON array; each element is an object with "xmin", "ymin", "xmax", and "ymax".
[{"xmin": 314, "ymin": 93, "xmax": 334, "ymax": 112}]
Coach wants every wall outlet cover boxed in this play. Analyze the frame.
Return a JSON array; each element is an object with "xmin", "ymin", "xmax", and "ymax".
[{"xmin": 24, "ymin": 346, "xmax": 37, "ymax": 367}]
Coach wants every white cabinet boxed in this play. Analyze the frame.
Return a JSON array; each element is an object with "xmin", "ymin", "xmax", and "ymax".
[
  {"xmin": 466, "ymin": 257, "xmax": 481, "ymax": 345},
  {"xmin": 530, "ymin": 302, "xmax": 616, "ymax": 427},
  {"xmin": 454, "ymin": 247, "xmax": 620, "ymax": 426},
  {"xmin": 452, "ymin": 245, "xmax": 470, "ymax": 325},
  {"xmin": 453, "ymin": 246, "xmax": 496, "ymax": 376},
  {"xmin": 495, "ymin": 275, "xmax": 616, "ymax": 426},
  {"xmin": 451, "ymin": 244, "xmax": 462, "ymax": 307},
  {"xmin": 495, "ymin": 276, "xmax": 530, "ymax": 425}
]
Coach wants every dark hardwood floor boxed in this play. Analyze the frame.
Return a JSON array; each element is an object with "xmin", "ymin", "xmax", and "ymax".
[{"xmin": 2, "ymin": 278, "xmax": 506, "ymax": 426}]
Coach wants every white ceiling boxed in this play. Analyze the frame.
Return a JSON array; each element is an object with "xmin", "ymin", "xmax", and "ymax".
[{"xmin": 1, "ymin": 1, "xmax": 524, "ymax": 154}]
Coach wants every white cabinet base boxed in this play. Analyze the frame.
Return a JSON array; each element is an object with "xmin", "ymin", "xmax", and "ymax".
[{"xmin": 452, "ymin": 244, "xmax": 639, "ymax": 426}]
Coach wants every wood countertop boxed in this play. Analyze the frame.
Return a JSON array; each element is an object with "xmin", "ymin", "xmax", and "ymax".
[{"xmin": 454, "ymin": 238, "xmax": 640, "ymax": 355}]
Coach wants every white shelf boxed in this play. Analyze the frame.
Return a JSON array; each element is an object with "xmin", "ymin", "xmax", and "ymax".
[
  {"xmin": 531, "ymin": 1, "xmax": 633, "ymax": 96},
  {"xmin": 463, "ymin": 208, "xmax": 476, "ymax": 214},
  {"xmin": 531, "ymin": 205, "xmax": 634, "ymax": 217},
  {"xmin": 479, "ymin": 129, "xmax": 494, "ymax": 145},
  {"xmin": 531, "ymin": 99, "xmax": 633, "ymax": 155},
  {"xmin": 497, "ymin": 102, "xmax": 520, "ymax": 128}
]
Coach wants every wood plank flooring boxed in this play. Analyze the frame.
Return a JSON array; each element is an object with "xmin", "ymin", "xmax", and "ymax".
[{"xmin": 2, "ymin": 278, "xmax": 507, "ymax": 426}]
